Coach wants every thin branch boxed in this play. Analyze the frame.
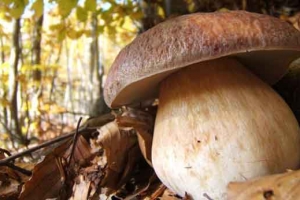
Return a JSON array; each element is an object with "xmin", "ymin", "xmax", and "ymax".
[
  {"xmin": 67, "ymin": 117, "xmax": 82, "ymax": 166},
  {"xmin": 0, "ymin": 148, "xmax": 32, "ymax": 176},
  {"xmin": 0, "ymin": 118, "xmax": 20, "ymax": 142},
  {"xmin": 6, "ymin": 163, "xmax": 32, "ymax": 176},
  {"xmin": 0, "ymin": 113, "xmax": 115, "ymax": 166},
  {"xmin": 0, "ymin": 148, "xmax": 12, "ymax": 156},
  {"xmin": 0, "ymin": 130, "xmax": 76, "ymax": 166}
]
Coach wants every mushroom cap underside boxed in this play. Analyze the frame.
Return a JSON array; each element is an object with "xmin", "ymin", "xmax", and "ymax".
[{"xmin": 104, "ymin": 11, "xmax": 300, "ymax": 108}]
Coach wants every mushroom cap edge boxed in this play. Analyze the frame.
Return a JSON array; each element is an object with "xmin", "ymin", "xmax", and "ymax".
[{"xmin": 104, "ymin": 11, "xmax": 300, "ymax": 108}]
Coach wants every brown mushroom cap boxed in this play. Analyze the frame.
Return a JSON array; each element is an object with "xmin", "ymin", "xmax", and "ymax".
[{"xmin": 104, "ymin": 11, "xmax": 300, "ymax": 108}]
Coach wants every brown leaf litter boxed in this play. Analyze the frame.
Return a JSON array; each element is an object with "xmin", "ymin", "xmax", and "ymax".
[{"xmin": 2, "ymin": 105, "xmax": 300, "ymax": 199}]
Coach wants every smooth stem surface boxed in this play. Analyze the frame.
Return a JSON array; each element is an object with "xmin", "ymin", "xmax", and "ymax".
[{"xmin": 152, "ymin": 57, "xmax": 300, "ymax": 199}]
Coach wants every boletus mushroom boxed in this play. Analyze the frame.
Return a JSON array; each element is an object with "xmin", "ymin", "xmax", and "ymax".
[{"xmin": 104, "ymin": 11, "xmax": 300, "ymax": 199}]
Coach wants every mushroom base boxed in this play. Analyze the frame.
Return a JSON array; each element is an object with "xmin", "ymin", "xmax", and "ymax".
[{"xmin": 152, "ymin": 58, "xmax": 300, "ymax": 199}]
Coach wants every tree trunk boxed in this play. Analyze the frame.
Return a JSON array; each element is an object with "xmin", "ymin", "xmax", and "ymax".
[
  {"xmin": 0, "ymin": 36, "xmax": 8, "ymax": 127},
  {"xmin": 0, "ymin": 36, "xmax": 5, "ymax": 63},
  {"xmin": 9, "ymin": 18, "xmax": 24, "ymax": 144},
  {"xmin": 0, "ymin": 36, "xmax": 11, "ymax": 146},
  {"xmin": 32, "ymin": 15, "xmax": 44, "ymax": 81},
  {"xmin": 89, "ymin": 13, "xmax": 110, "ymax": 117},
  {"xmin": 139, "ymin": 0, "xmax": 163, "ymax": 32},
  {"xmin": 138, "ymin": 0, "xmax": 188, "ymax": 32},
  {"xmin": 64, "ymin": 38, "xmax": 75, "ymax": 116},
  {"xmin": 50, "ymin": 43, "xmax": 62, "ymax": 101},
  {"xmin": 31, "ymin": 15, "xmax": 44, "ymax": 137}
]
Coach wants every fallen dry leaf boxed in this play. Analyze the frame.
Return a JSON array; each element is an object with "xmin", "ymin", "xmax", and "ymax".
[
  {"xmin": 0, "ymin": 150, "xmax": 20, "ymax": 181},
  {"xmin": 159, "ymin": 188, "xmax": 182, "ymax": 200},
  {"xmin": 148, "ymin": 184, "xmax": 167, "ymax": 199},
  {"xmin": 117, "ymin": 107, "xmax": 155, "ymax": 166},
  {"xmin": 80, "ymin": 163, "xmax": 105, "ymax": 198},
  {"xmin": 227, "ymin": 170, "xmax": 300, "ymax": 200},
  {"xmin": 70, "ymin": 175, "xmax": 91, "ymax": 200},
  {"xmin": 96, "ymin": 121, "xmax": 139, "ymax": 190},
  {"xmin": 0, "ymin": 179, "xmax": 20, "ymax": 200},
  {"xmin": 19, "ymin": 141, "xmax": 70, "ymax": 200},
  {"xmin": 120, "ymin": 163, "xmax": 157, "ymax": 200},
  {"xmin": 125, "ymin": 174, "xmax": 166, "ymax": 200},
  {"xmin": 5, "ymin": 107, "xmax": 157, "ymax": 200},
  {"xmin": 116, "ymin": 144, "xmax": 142, "ymax": 189},
  {"xmin": 287, "ymin": 13, "xmax": 300, "ymax": 30},
  {"xmin": 19, "ymin": 136, "xmax": 92, "ymax": 200},
  {"xmin": 0, "ymin": 150, "xmax": 23, "ymax": 199}
]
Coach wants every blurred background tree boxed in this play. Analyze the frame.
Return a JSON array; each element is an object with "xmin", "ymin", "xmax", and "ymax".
[{"xmin": 0, "ymin": 0, "xmax": 299, "ymax": 149}]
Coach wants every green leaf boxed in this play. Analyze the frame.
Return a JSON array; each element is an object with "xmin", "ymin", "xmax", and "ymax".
[
  {"xmin": 66, "ymin": 29, "xmax": 83, "ymax": 39},
  {"xmin": 31, "ymin": 0, "xmax": 44, "ymax": 18},
  {"xmin": 58, "ymin": 29, "xmax": 66, "ymax": 41},
  {"xmin": 156, "ymin": 5, "xmax": 165, "ymax": 18},
  {"xmin": 9, "ymin": 0, "xmax": 28, "ymax": 18},
  {"xmin": 49, "ymin": 23, "xmax": 64, "ymax": 31},
  {"xmin": 101, "ymin": 8, "xmax": 113, "ymax": 23},
  {"xmin": 97, "ymin": 25, "xmax": 104, "ymax": 34},
  {"xmin": 1, "ymin": 0, "xmax": 12, "ymax": 4},
  {"xmin": 84, "ymin": 30, "xmax": 91, "ymax": 37},
  {"xmin": 76, "ymin": 6, "xmax": 88, "ymax": 22},
  {"xmin": 49, "ymin": 23, "xmax": 66, "ymax": 41},
  {"xmin": 130, "ymin": 11, "xmax": 143, "ymax": 20},
  {"xmin": 0, "ymin": 98, "xmax": 10, "ymax": 107},
  {"xmin": 218, "ymin": 8, "xmax": 230, "ymax": 12},
  {"xmin": 0, "ymin": 7, "xmax": 12, "ymax": 22},
  {"xmin": 104, "ymin": 0, "xmax": 117, "ymax": 6},
  {"xmin": 106, "ymin": 25, "xmax": 116, "ymax": 37},
  {"xmin": 119, "ymin": 18, "xmax": 125, "ymax": 27},
  {"xmin": 113, "ymin": 5, "xmax": 124, "ymax": 15},
  {"xmin": 56, "ymin": 0, "xmax": 78, "ymax": 18},
  {"xmin": 127, "ymin": 0, "xmax": 133, "ymax": 8},
  {"xmin": 84, "ymin": 0, "xmax": 96, "ymax": 12},
  {"xmin": 0, "ymin": 62, "xmax": 10, "ymax": 72},
  {"xmin": 0, "ymin": 24, "xmax": 3, "ymax": 34}
]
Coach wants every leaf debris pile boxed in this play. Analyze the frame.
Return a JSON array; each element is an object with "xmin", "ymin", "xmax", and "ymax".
[
  {"xmin": 1, "ymin": 105, "xmax": 300, "ymax": 199},
  {"xmin": 0, "ymin": 106, "xmax": 184, "ymax": 199}
]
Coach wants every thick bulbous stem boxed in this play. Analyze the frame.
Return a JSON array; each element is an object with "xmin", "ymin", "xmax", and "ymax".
[{"xmin": 152, "ymin": 58, "xmax": 300, "ymax": 199}]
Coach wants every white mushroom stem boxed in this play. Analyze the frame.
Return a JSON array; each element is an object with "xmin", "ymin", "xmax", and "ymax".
[{"xmin": 152, "ymin": 57, "xmax": 300, "ymax": 199}]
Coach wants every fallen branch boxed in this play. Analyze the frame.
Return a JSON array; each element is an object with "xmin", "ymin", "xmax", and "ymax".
[
  {"xmin": 5, "ymin": 163, "xmax": 32, "ymax": 176},
  {"xmin": 0, "ymin": 113, "xmax": 115, "ymax": 166}
]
